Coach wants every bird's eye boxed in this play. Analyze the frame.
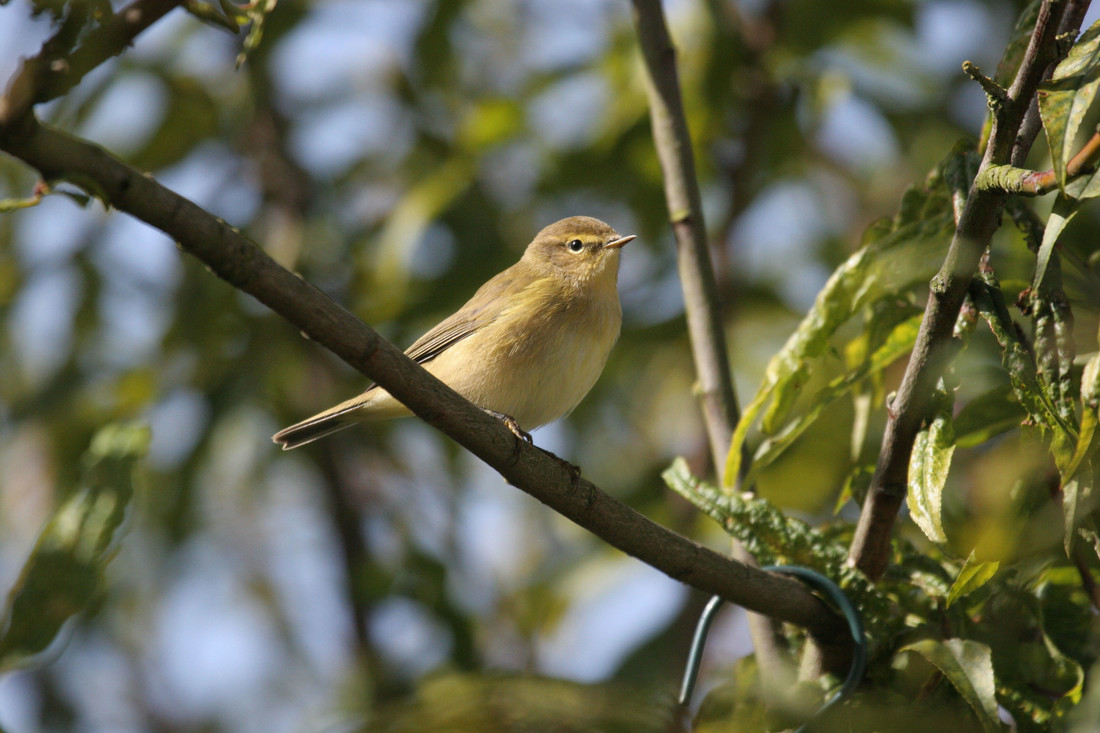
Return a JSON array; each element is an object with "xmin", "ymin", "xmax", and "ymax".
[{"xmin": 567, "ymin": 239, "xmax": 584, "ymax": 252}]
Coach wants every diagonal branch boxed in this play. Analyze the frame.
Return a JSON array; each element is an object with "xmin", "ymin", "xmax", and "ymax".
[
  {"xmin": 0, "ymin": 116, "xmax": 847, "ymax": 643},
  {"xmin": 848, "ymin": 0, "xmax": 1088, "ymax": 580},
  {"xmin": 0, "ymin": 0, "xmax": 184, "ymax": 129}
]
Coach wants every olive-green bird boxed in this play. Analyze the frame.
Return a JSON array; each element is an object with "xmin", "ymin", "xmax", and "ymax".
[{"xmin": 272, "ymin": 216, "xmax": 635, "ymax": 450}]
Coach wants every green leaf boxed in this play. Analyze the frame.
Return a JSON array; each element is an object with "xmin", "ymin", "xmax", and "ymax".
[
  {"xmin": 954, "ymin": 384, "xmax": 1026, "ymax": 448},
  {"xmin": 0, "ymin": 423, "xmax": 150, "ymax": 668},
  {"xmin": 946, "ymin": 553, "xmax": 999, "ymax": 608},
  {"xmin": 662, "ymin": 458, "xmax": 890, "ymax": 627},
  {"xmin": 725, "ymin": 159, "xmax": 957, "ymax": 485},
  {"xmin": 1061, "ymin": 412, "xmax": 1099, "ymax": 556},
  {"xmin": 0, "ymin": 194, "xmax": 44, "ymax": 212},
  {"xmin": 1032, "ymin": 194, "xmax": 1079, "ymax": 297},
  {"xmin": 130, "ymin": 77, "xmax": 221, "ymax": 172},
  {"xmin": 907, "ymin": 390, "xmax": 955, "ymax": 545},
  {"xmin": 899, "ymin": 639, "xmax": 1000, "ymax": 733},
  {"xmin": 744, "ymin": 314, "xmax": 921, "ymax": 485},
  {"xmin": 994, "ymin": 2, "xmax": 1041, "ymax": 87},
  {"xmin": 365, "ymin": 157, "xmax": 476, "ymax": 319},
  {"xmin": 969, "ymin": 278, "xmax": 1077, "ymax": 457},
  {"xmin": 1037, "ymin": 19, "xmax": 1100, "ymax": 195}
]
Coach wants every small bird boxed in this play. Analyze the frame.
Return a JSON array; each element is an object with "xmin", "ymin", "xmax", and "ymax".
[{"xmin": 273, "ymin": 216, "xmax": 635, "ymax": 450}]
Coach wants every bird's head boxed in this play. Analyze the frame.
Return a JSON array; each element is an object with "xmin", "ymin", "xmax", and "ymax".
[{"xmin": 522, "ymin": 216, "xmax": 635, "ymax": 287}]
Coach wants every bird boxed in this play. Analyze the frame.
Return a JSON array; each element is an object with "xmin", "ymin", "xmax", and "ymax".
[{"xmin": 272, "ymin": 216, "xmax": 635, "ymax": 450}]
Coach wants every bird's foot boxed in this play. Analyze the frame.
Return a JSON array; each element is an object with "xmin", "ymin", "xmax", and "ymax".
[{"xmin": 484, "ymin": 410, "xmax": 533, "ymax": 444}]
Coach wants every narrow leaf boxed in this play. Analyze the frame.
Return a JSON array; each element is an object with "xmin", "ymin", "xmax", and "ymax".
[
  {"xmin": 744, "ymin": 314, "xmax": 921, "ymax": 485},
  {"xmin": 725, "ymin": 162, "xmax": 957, "ymax": 485},
  {"xmin": 1062, "ymin": 410, "xmax": 1099, "ymax": 556},
  {"xmin": 970, "ymin": 279, "xmax": 1077, "ymax": 450},
  {"xmin": 946, "ymin": 553, "xmax": 999, "ymax": 608},
  {"xmin": 0, "ymin": 423, "xmax": 149, "ymax": 667},
  {"xmin": 953, "ymin": 384, "xmax": 1026, "ymax": 448},
  {"xmin": 1032, "ymin": 194, "xmax": 1079, "ymax": 297},
  {"xmin": 900, "ymin": 639, "xmax": 1000, "ymax": 733}
]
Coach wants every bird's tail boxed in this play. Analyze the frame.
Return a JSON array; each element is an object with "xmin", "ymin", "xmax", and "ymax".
[{"xmin": 272, "ymin": 396, "xmax": 368, "ymax": 450}]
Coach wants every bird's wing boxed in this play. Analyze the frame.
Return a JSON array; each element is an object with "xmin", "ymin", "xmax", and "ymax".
[{"xmin": 403, "ymin": 268, "xmax": 519, "ymax": 364}]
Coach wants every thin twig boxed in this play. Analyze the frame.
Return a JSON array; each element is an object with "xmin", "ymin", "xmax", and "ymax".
[
  {"xmin": 978, "ymin": 129, "xmax": 1100, "ymax": 195},
  {"xmin": 630, "ymin": 0, "xmax": 741, "ymax": 476},
  {"xmin": 0, "ymin": 117, "xmax": 847, "ymax": 642},
  {"xmin": 630, "ymin": 0, "xmax": 799, "ymax": 678},
  {"xmin": 847, "ymin": 0, "xmax": 1085, "ymax": 580}
]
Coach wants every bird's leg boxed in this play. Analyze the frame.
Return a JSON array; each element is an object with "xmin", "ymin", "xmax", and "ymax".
[{"xmin": 483, "ymin": 409, "xmax": 533, "ymax": 444}]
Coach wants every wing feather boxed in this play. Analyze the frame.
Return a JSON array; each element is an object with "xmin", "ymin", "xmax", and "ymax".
[{"xmin": 403, "ymin": 267, "xmax": 519, "ymax": 364}]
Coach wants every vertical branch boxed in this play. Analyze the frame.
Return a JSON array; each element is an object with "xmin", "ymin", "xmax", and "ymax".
[
  {"xmin": 848, "ymin": 0, "xmax": 1086, "ymax": 580},
  {"xmin": 630, "ymin": 0, "xmax": 798, "ymax": 681},
  {"xmin": 630, "ymin": 0, "xmax": 740, "ymax": 476}
]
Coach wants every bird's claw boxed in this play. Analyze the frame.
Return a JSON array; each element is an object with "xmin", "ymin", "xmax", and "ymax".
[{"xmin": 485, "ymin": 410, "xmax": 533, "ymax": 444}]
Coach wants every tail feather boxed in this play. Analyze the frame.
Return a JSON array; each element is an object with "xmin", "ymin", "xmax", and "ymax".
[{"xmin": 273, "ymin": 401, "xmax": 366, "ymax": 450}]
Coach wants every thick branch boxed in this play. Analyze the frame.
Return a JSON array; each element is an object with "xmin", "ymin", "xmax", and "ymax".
[
  {"xmin": 848, "ymin": 0, "xmax": 1085, "ymax": 580},
  {"xmin": 0, "ymin": 118, "xmax": 846, "ymax": 642}
]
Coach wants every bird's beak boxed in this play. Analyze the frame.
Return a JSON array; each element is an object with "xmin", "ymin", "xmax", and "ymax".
[{"xmin": 603, "ymin": 234, "xmax": 636, "ymax": 250}]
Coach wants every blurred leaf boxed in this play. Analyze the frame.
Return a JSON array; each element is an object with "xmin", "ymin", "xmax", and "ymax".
[
  {"xmin": 0, "ymin": 423, "xmax": 149, "ymax": 667},
  {"xmin": 692, "ymin": 659, "xmax": 770, "ymax": 733},
  {"xmin": 953, "ymin": 384, "xmax": 1025, "ymax": 448},
  {"xmin": 364, "ymin": 158, "xmax": 475, "ymax": 318},
  {"xmin": 994, "ymin": 2, "xmax": 1041, "ymax": 87},
  {"xmin": 459, "ymin": 98, "xmax": 524, "ymax": 150},
  {"xmin": 0, "ymin": 193, "xmax": 43, "ymax": 212},
  {"xmin": 1068, "ymin": 661, "xmax": 1100, "ymax": 732},
  {"xmin": 907, "ymin": 388, "xmax": 955, "ymax": 545},
  {"xmin": 184, "ymin": 0, "xmax": 240, "ymax": 33},
  {"xmin": 364, "ymin": 671, "xmax": 673, "ymax": 733},
  {"xmin": 1038, "ymin": 19, "xmax": 1100, "ymax": 196},
  {"xmin": 129, "ymin": 77, "xmax": 221, "ymax": 172},
  {"xmin": 725, "ymin": 157, "xmax": 957, "ymax": 485},
  {"xmin": 899, "ymin": 639, "xmax": 999, "ymax": 733},
  {"xmin": 946, "ymin": 553, "xmax": 999, "ymax": 608}
]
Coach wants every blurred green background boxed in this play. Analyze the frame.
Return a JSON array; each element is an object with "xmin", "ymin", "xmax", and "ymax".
[{"xmin": 1, "ymin": 0, "xmax": 1088, "ymax": 730}]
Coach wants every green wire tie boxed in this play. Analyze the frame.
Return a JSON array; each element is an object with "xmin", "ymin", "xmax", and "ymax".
[{"xmin": 678, "ymin": 565, "xmax": 867, "ymax": 732}]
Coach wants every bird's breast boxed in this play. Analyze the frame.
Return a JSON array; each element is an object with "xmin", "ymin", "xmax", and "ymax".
[{"xmin": 426, "ymin": 280, "xmax": 622, "ymax": 429}]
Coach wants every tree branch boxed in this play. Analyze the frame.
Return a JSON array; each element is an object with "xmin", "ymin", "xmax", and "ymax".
[
  {"xmin": 848, "ymin": 0, "xmax": 1086, "ymax": 580},
  {"xmin": 630, "ymin": 0, "xmax": 741, "ymax": 477},
  {"xmin": 978, "ymin": 129, "xmax": 1100, "ymax": 195},
  {"xmin": 0, "ymin": 0, "xmax": 183, "ymax": 130},
  {"xmin": 0, "ymin": 117, "xmax": 846, "ymax": 642},
  {"xmin": 630, "ymin": 0, "xmax": 802, "ymax": 680}
]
